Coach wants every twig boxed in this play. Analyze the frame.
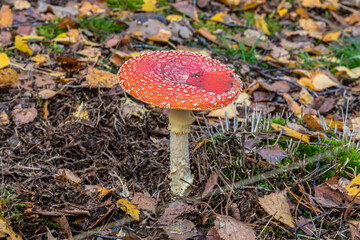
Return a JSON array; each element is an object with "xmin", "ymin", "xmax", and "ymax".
[
  {"xmin": 294, "ymin": 211, "xmax": 331, "ymax": 238},
  {"xmin": 290, "ymin": 165, "xmax": 331, "ymax": 190}
]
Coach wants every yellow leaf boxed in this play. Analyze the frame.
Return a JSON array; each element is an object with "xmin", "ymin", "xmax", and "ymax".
[
  {"xmin": 210, "ymin": 12, "xmax": 227, "ymax": 22},
  {"xmin": 322, "ymin": 31, "xmax": 341, "ymax": 42},
  {"xmin": 0, "ymin": 111, "xmax": 10, "ymax": 126},
  {"xmin": 15, "ymin": 35, "xmax": 32, "ymax": 55},
  {"xmin": 31, "ymin": 54, "xmax": 50, "ymax": 66},
  {"xmin": 345, "ymin": 174, "xmax": 360, "ymax": 197},
  {"xmin": 207, "ymin": 104, "xmax": 236, "ymax": 119},
  {"xmin": 73, "ymin": 102, "xmax": 90, "ymax": 122},
  {"xmin": 142, "ymin": 0, "xmax": 157, "ymax": 12},
  {"xmin": 292, "ymin": 69, "xmax": 311, "ymax": 78},
  {"xmin": 255, "ymin": 14, "xmax": 270, "ymax": 35},
  {"xmin": 0, "ymin": 217, "xmax": 23, "ymax": 240},
  {"xmin": 116, "ymin": 198, "xmax": 140, "ymax": 220},
  {"xmin": 277, "ymin": 0, "xmax": 288, "ymax": 17},
  {"xmin": 302, "ymin": 0, "xmax": 322, "ymax": 8},
  {"xmin": 43, "ymin": 101, "xmax": 49, "ymax": 119},
  {"xmin": 84, "ymin": 185, "xmax": 114, "ymax": 198},
  {"xmin": 322, "ymin": 0, "xmax": 338, "ymax": 10},
  {"xmin": 334, "ymin": 66, "xmax": 359, "ymax": 79},
  {"xmin": 0, "ymin": 68, "xmax": 18, "ymax": 87},
  {"xmin": 295, "ymin": 8, "xmax": 308, "ymax": 18},
  {"xmin": 82, "ymin": 67, "xmax": 118, "ymax": 88},
  {"xmin": 299, "ymin": 88, "xmax": 314, "ymax": 106},
  {"xmin": 271, "ymin": 123, "xmax": 310, "ymax": 143},
  {"xmin": 0, "ymin": 5, "xmax": 13, "ymax": 28},
  {"xmin": 147, "ymin": 29, "xmax": 171, "ymax": 42},
  {"xmin": 166, "ymin": 15, "xmax": 183, "ymax": 21},
  {"xmin": 299, "ymin": 19, "xmax": 325, "ymax": 33},
  {"xmin": 243, "ymin": 1, "xmax": 260, "ymax": 9},
  {"xmin": 0, "ymin": 53, "xmax": 10, "ymax": 69},
  {"xmin": 311, "ymin": 71, "xmax": 340, "ymax": 91},
  {"xmin": 21, "ymin": 35, "xmax": 45, "ymax": 42}
]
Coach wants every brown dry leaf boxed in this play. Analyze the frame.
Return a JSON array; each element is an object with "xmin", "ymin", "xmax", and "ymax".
[
  {"xmin": 131, "ymin": 192, "xmax": 156, "ymax": 214},
  {"xmin": 259, "ymin": 190, "xmax": 295, "ymax": 227},
  {"xmin": 196, "ymin": 28, "xmax": 220, "ymax": 44},
  {"xmin": 57, "ymin": 16, "xmax": 79, "ymax": 30},
  {"xmin": 163, "ymin": 219, "xmax": 198, "ymax": 240},
  {"xmin": 253, "ymin": 91, "xmax": 275, "ymax": 102},
  {"xmin": 349, "ymin": 221, "xmax": 360, "ymax": 240},
  {"xmin": 299, "ymin": 88, "xmax": 314, "ymax": 106},
  {"xmin": 271, "ymin": 123, "xmax": 310, "ymax": 143},
  {"xmin": 38, "ymin": 1, "xmax": 79, "ymax": 18},
  {"xmin": 297, "ymin": 216, "xmax": 316, "ymax": 236},
  {"xmin": 202, "ymin": 172, "xmax": 218, "ymax": 198},
  {"xmin": 311, "ymin": 71, "xmax": 340, "ymax": 90},
  {"xmin": 346, "ymin": 12, "xmax": 360, "ymax": 25},
  {"xmin": 0, "ymin": 5, "xmax": 13, "ymax": 28},
  {"xmin": 352, "ymin": 84, "xmax": 360, "ymax": 92},
  {"xmin": 0, "ymin": 217, "xmax": 23, "ymax": 240},
  {"xmin": 283, "ymin": 93, "xmax": 301, "ymax": 116},
  {"xmin": 296, "ymin": 7, "xmax": 309, "ymax": 18},
  {"xmin": 54, "ymin": 169, "xmax": 81, "ymax": 185},
  {"xmin": 0, "ymin": 31, "xmax": 12, "ymax": 48},
  {"xmin": 0, "ymin": 111, "xmax": 10, "ymax": 126},
  {"xmin": 82, "ymin": 67, "xmax": 118, "ymax": 88},
  {"xmin": 314, "ymin": 176, "xmax": 349, "ymax": 208},
  {"xmin": 38, "ymin": 90, "xmax": 57, "ymax": 100},
  {"xmin": 352, "ymin": 117, "xmax": 360, "ymax": 140},
  {"xmin": 77, "ymin": 47, "xmax": 101, "ymax": 62},
  {"xmin": 11, "ymin": 107, "xmax": 37, "ymax": 124},
  {"xmin": 157, "ymin": 202, "xmax": 193, "ymax": 226},
  {"xmin": 303, "ymin": 114, "xmax": 324, "ymax": 131},
  {"xmin": 14, "ymin": 0, "xmax": 31, "ymax": 10},
  {"xmin": 257, "ymin": 145, "xmax": 288, "ymax": 164},
  {"xmin": 171, "ymin": 1, "xmax": 199, "ymax": 22},
  {"xmin": 43, "ymin": 101, "xmax": 49, "ymax": 119},
  {"xmin": 323, "ymin": 31, "xmax": 341, "ymax": 42},
  {"xmin": 313, "ymin": 96, "xmax": 335, "ymax": 113},
  {"xmin": 79, "ymin": 1, "xmax": 105, "ymax": 16},
  {"xmin": 304, "ymin": 44, "xmax": 328, "ymax": 55},
  {"xmin": 84, "ymin": 185, "xmax": 114, "ymax": 198},
  {"xmin": 214, "ymin": 215, "xmax": 256, "ymax": 240},
  {"xmin": 299, "ymin": 19, "xmax": 326, "ymax": 38}
]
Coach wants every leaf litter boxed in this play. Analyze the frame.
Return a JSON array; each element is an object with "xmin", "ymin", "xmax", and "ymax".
[{"xmin": 0, "ymin": 0, "xmax": 360, "ymax": 239}]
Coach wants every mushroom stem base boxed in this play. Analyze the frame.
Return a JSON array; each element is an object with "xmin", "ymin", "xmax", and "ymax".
[{"xmin": 169, "ymin": 131, "xmax": 194, "ymax": 196}]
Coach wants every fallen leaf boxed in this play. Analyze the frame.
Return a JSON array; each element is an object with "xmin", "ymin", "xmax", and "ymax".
[
  {"xmin": 0, "ymin": 111, "xmax": 9, "ymax": 126},
  {"xmin": 142, "ymin": 0, "xmax": 157, "ymax": 12},
  {"xmin": 214, "ymin": 215, "xmax": 256, "ymax": 240},
  {"xmin": 277, "ymin": 0, "xmax": 288, "ymax": 17},
  {"xmin": 345, "ymin": 174, "xmax": 360, "ymax": 197},
  {"xmin": 0, "ymin": 31, "xmax": 12, "ymax": 48},
  {"xmin": 297, "ymin": 216, "xmax": 316, "ymax": 236},
  {"xmin": 72, "ymin": 102, "xmax": 90, "ymax": 122},
  {"xmin": 218, "ymin": 0, "xmax": 240, "ymax": 6},
  {"xmin": 158, "ymin": 202, "xmax": 193, "ymax": 226},
  {"xmin": 120, "ymin": 98, "xmax": 148, "ymax": 119},
  {"xmin": 259, "ymin": 190, "xmax": 295, "ymax": 227},
  {"xmin": 210, "ymin": 12, "xmax": 227, "ymax": 22},
  {"xmin": 0, "ymin": 5, "xmax": 13, "ymax": 28},
  {"xmin": 82, "ymin": 67, "xmax": 118, "ymax": 88},
  {"xmin": 31, "ymin": 55, "xmax": 50, "ymax": 66},
  {"xmin": 15, "ymin": 35, "xmax": 32, "ymax": 55},
  {"xmin": 14, "ymin": 0, "xmax": 31, "ymax": 10},
  {"xmin": 202, "ymin": 172, "xmax": 218, "ymax": 198},
  {"xmin": 299, "ymin": 88, "xmax": 314, "ymax": 106},
  {"xmin": 283, "ymin": 93, "xmax": 301, "ymax": 116},
  {"xmin": 0, "ymin": 217, "xmax": 23, "ymax": 240},
  {"xmin": 296, "ymin": 7, "xmax": 309, "ymax": 18},
  {"xmin": 253, "ymin": 91, "xmax": 275, "ymax": 102},
  {"xmin": 196, "ymin": 28, "xmax": 220, "ymax": 44},
  {"xmin": 335, "ymin": 66, "xmax": 360, "ymax": 79},
  {"xmin": 131, "ymin": 192, "xmax": 156, "ymax": 214},
  {"xmin": 302, "ymin": 0, "xmax": 322, "ymax": 7},
  {"xmin": 163, "ymin": 219, "xmax": 198, "ymax": 240},
  {"xmin": 84, "ymin": 185, "xmax": 114, "ymax": 198},
  {"xmin": 0, "ymin": 53, "xmax": 10, "ymax": 69},
  {"xmin": 54, "ymin": 169, "xmax": 81, "ymax": 185},
  {"xmin": 11, "ymin": 107, "xmax": 37, "ymax": 124},
  {"xmin": 43, "ymin": 101, "xmax": 49, "ymax": 119},
  {"xmin": 271, "ymin": 123, "xmax": 310, "ymax": 143},
  {"xmin": 207, "ymin": 104, "xmax": 237, "ymax": 119},
  {"xmin": 323, "ymin": 31, "xmax": 341, "ymax": 42},
  {"xmin": 255, "ymin": 14, "xmax": 270, "ymax": 35},
  {"xmin": 38, "ymin": 89, "xmax": 57, "ymax": 100},
  {"xmin": 303, "ymin": 114, "xmax": 324, "ymax": 131},
  {"xmin": 312, "ymin": 71, "xmax": 340, "ymax": 91},
  {"xmin": 312, "ymin": 96, "xmax": 335, "ymax": 113},
  {"xmin": 166, "ymin": 14, "xmax": 183, "ymax": 21},
  {"xmin": 257, "ymin": 145, "xmax": 288, "ymax": 164},
  {"xmin": 349, "ymin": 220, "xmax": 360, "ymax": 240},
  {"xmin": 147, "ymin": 28, "xmax": 172, "ymax": 42},
  {"xmin": 171, "ymin": 1, "xmax": 199, "ymax": 22},
  {"xmin": 38, "ymin": 1, "xmax": 79, "ymax": 18},
  {"xmin": 346, "ymin": 12, "xmax": 360, "ymax": 25},
  {"xmin": 314, "ymin": 176, "xmax": 349, "ymax": 208},
  {"xmin": 116, "ymin": 198, "xmax": 140, "ymax": 221}
]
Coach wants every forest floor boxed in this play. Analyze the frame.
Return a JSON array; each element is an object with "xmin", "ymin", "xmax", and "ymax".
[{"xmin": 0, "ymin": 0, "xmax": 360, "ymax": 239}]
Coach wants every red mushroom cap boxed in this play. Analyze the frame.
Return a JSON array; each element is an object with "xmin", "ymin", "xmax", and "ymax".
[{"xmin": 117, "ymin": 50, "xmax": 242, "ymax": 110}]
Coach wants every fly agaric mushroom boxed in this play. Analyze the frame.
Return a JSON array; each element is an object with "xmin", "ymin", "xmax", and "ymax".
[{"xmin": 118, "ymin": 50, "xmax": 242, "ymax": 196}]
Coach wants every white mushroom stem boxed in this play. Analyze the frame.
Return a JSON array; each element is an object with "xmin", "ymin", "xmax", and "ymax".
[{"xmin": 168, "ymin": 109, "xmax": 195, "ymax": 196}]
